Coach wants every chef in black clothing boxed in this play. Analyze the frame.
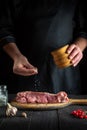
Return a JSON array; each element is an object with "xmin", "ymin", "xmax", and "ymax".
[{"xmin": 0, "ymin": 0, "xmax": 87, "ymax": 94}]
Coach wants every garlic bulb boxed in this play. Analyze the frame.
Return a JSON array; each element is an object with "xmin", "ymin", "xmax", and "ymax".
[{"xmin": 6, "ymin": 103, "xmax": 18, "ymax": 116}]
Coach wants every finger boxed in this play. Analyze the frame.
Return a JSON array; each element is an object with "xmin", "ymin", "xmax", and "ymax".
[
  {"xmin": 24, "ymin": 66, "xmax": 38, "ymax": 73},
  {"xmin": 13, "ymin": 68, "xmax": 38, "ymax": 76},
  {"xmin": 22, "ymin": 61, "xmax": 35, "ymax": 69},
  {"xmin": 14, "ymin": 71, "xmax": 37, "ymax": 76},
  {"xmin": 67, "ymin": 44, "xmax": 76, "ymax": 54},
  {"xmin": 71, "ymin": 53, "xmax": 83, "ymax": 66},
  {"xmin": 72, "ymin": 60, "xmax": 80, "ymax": 67},
  {"xmin": 24, "ymin": 63, "xmax": 35, "ymax": 69},
  {"xmin": 68, "ymin": 47, "xmax": 79, "ymax": 60},
  {"xmin": 72, "ymin": 58, "xmax": 81, "ymax": 67}
]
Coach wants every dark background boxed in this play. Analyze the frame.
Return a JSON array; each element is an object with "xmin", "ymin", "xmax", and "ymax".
[{"xmin": 79, "ymin": 48, "xmax": 87, "ymax": 94}]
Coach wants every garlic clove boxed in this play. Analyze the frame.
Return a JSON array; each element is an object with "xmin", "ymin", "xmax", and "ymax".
[
  {"xmin": 6, "ymin": 103, "xmax": 18, "ymax": 117},
  {"xmin": 21, "ymin": 112, "xmax": 27, "ymax": 118}
]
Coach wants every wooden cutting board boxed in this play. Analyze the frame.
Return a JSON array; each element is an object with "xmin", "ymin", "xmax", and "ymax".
[{"xmin": 11, "ymin": 99, "xmax": 87, "ymax": 110}]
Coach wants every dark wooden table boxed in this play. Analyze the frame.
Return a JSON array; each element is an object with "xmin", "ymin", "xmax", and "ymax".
[{"xmin": 0, "ymin": 94, "xmax": 87, "ymax": 130}]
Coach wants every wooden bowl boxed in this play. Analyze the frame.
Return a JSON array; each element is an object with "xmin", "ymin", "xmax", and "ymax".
[{"xmin": 51, "ymin": 44, "xmax": 72, "ymax": 68}]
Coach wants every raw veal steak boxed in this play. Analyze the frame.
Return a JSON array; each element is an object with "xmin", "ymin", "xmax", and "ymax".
[{"xmin": 15, "ymin": 91, "xmax": 69, "ymax": 104}]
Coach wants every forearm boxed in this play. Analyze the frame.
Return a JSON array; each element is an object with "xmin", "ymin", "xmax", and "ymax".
[
  {"xmin": 2, "ymin": 42, "xmax": 38, "ymax": 76},
  {"xmin": 3, "ymin": 42, "xmax": 23, "ymax": 61},
  {"xmin": 74, "ymin": 37, "xmax": 87, "ymax": 52}
]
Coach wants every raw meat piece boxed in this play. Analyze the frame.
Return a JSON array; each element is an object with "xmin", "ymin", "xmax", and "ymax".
[{"xmin": 15, "ymin": 91, "xmax": 69, "ymax": 104}]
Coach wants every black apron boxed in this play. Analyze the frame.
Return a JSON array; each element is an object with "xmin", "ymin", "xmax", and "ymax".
[{"xmin": 0, "ymin": 0, "xmax": 81, "ymax": 94}]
